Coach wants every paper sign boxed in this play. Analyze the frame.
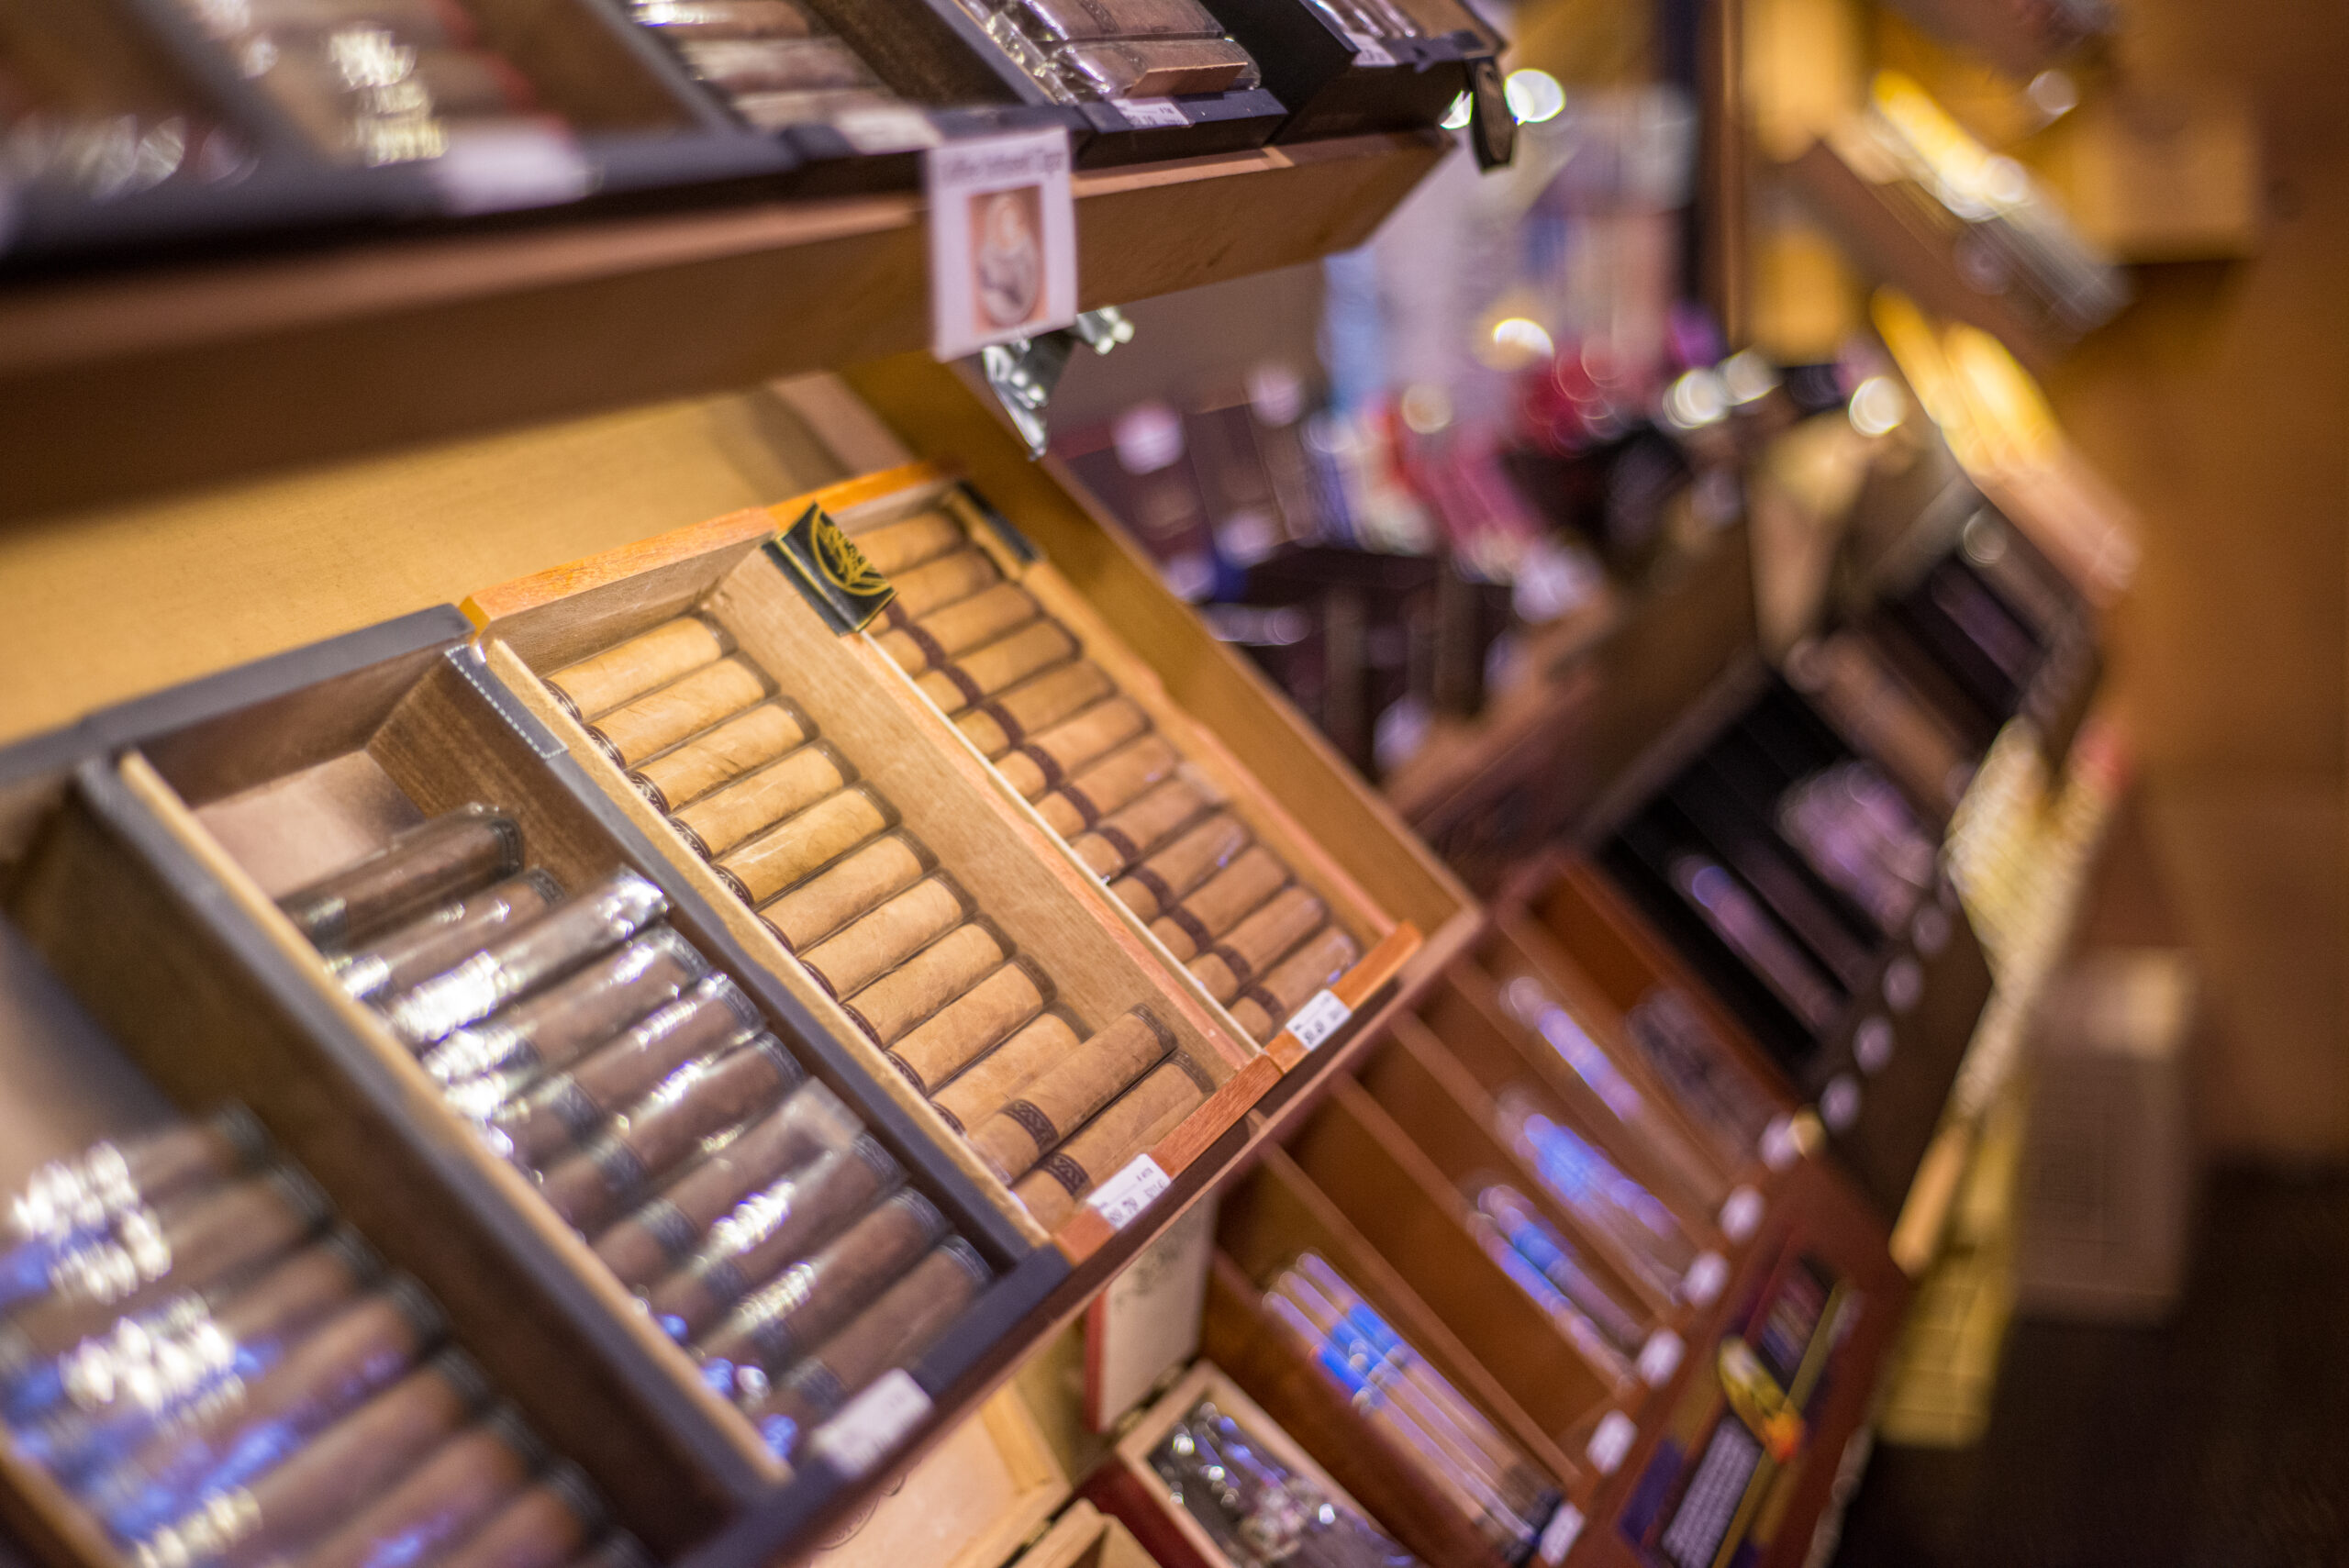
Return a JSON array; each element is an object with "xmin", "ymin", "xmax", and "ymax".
[
  {"xmin": 430, "ymin": 123, "xmax": 591, "ymax": 215},
  {"xmin": 1086, "ymin": 1153, "xmax": 1172, "ymax": 1231},
  {"xmin": 926, "ymin": 129, "xmax": 1076, "ymax": 360},
  {"xmin": 1637, "ymin": 1329, "xmax": 1687, "ymax": 1387},
  {"xmin": 1587, "ymin": 1410, "xmax": 1638, "ymax": 1473},
  {"xmin": 835, "ymin": 106, "xmax": 941, "ymax": 155},
  {"xmin": 1284, "ymin": 989, "xmax": 1353, "ymax": 1054},
  {"xmin": 1117, "ymin": 98, "xmax": 1189, "ymax": 129},
  {"xmin": 1536, "ymin": 1504, "xmax": 1586, "ymax": 1565},
  {"xmin": 805, "ymin": 1370, "xmax": 931, "ymax": 1478}
]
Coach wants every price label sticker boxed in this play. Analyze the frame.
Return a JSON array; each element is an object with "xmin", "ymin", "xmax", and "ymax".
[
  {"xmin": 1345, "ymin": 30, "xmax": 1397, "ymax": 65},
  {"xmin": 925, "ymin": 128, "xmax": 1076, "ymax": 361},
  {"xmin": 1086, "ymin": 1154, "xmax": 1172, "ymax": 1231},
  {"xmin": 804, "ymin": 1369, "xmax": 931, "ymax": 1478},
  {"xmin": 1636, "ymin": 1329, "xmax": 1686, "ymax": 1387},
  {"xmin": 1536, "ymin": 1504, "xmax": 1586, "ymax": 1565},
  {"xmin": 1682, "ymin": 1251, "xmax": 1729, "ymax": 1307},
  {"xmin": 430, "ymin": 124, "xmax": 592, "ymax": 215},
  {"xmin": 1284, "ymin": 990, "xmax": 1353, "ymax": 1054},
  {"xmin": 1586, "ymin": 1410, "xmax": 1638, "ymax": 1474},
  {"xmin": 836, "ymin": 106, "xmax": 942, "ymax": 154},
  {"xmin": 1718, "ymin": 1184, "xmax": 1764, "ymax": 1243},
  {"xmin": 1118, "ymin": 97, "xmax": 1189, "ymax": 128}
]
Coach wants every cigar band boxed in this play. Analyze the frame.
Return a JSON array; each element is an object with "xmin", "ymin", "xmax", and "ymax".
[
  {"xmin": 785, "ymin": 1360, "xmax": 849, "ymax": 1418},
  {"xmin": 540, "ymin": 1077, "xmax": 607, "ymax": 1143},
  {"xmin": 1171, "ymin": 1052, "xmax": 1218, "ymax": 1094},
  {"xmin": 1038, "ymin": 1151, "xmax": 1090, "ymax": 1196},
  {"xmin": 693, "ymin": 1255, "xmax": 752, "ymax": 1313},
  {"xmin": 1000, "ymin": 1100, "xmax": 1060, "ymax": 1151},
  {"xmin": 581, "ymin": 724, "xmax": 629, "ymax": 770},
  {"xmin": 941, "ymin": 1236, "xmax": 991, "ymax": 1287},
  {"xmin": 430, "ymin": 1346, "xmax": 493, "ymax": 1409},
  {"xmin": 841, "ymin": 1003, "xmax": 885, "ymax": 1047},
  {"xmin": 934, "ymin": 661, "xmax": 989, "ymax": 711},
  {"xmin": 1122, "ymin": 862, "xmax": 1177, "ymax": 914},
  {"xmin": 930, "ymin": 1101, "xmax": 965, "ymax": 1135},
  {"xmin": 885, "ymin": 1053, "xmax": 930, "ymax": 1095},
  {"xmin": 542, "ymin": 679, "xmax": 586, "ymax": 725},
  {"xmin": 751, "ymin": 1035, "xmax": 806, "ymax": 1086},
  {"xmin": 1158, "ymin": 903, "xmax": 1215, "ymax": 955},
  {"xmin": 632, "ymin": 1199, "xmax": 704, "ymax": 1265},
  {"xmin": 1206, "ymin": 943, "xmax": 1254, "ymax": 987},
  {"xmin": 854, "ymin": 1135, "xmax": 906, "ymax": 1184},
  {"xmin": 1057, "ymin": 781, "xmax": 1105, "ymax": 828},
  {"xmin": 974, "ymin": 699, "xmax": 1025, "ymax": 747},
  {"xmin": 582, "ymin": 1134, "xmax": 651, "ymax": 1208},
  {"xmin": 1238, "ymin": 982, "xmax": 1286, "ymax": 1019},
  {"xmin": 757, "ymin": 914, "xmax": 799, "ymax": 954},
  {"xmin": 629, "ymin": 770, "xmax": 674, "ymax": 817},
  {"xmin": 710, "ymin": 863, "xmax": 758, "ymax": 909},
  {"xmin": 1089, "ymin": 822, "xmax": 1141, "ymax": 867},
  {"xmin": 884, "ymin": 606, "xmax": 951, "ymax": 672},
  {"xmin": 747, "ymin": 1313, "xmax": 808, "ymax": 1373},
  {"xmin": 1010, "ymin": 741, "xmax": 1067, "ymax": 792}
]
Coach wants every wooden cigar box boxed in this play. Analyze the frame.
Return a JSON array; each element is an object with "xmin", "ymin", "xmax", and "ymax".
[
  {"xmin": 463, "ymin": 505, "xmax": 1272, "ymax": 1263},
  {"xmin": 1194, "ymin": 0, "xmax": 1501, "ymax": 144},
  {"xmin": 0, "ymin": 608, "xmax": 1068, "ymax": 1557}
]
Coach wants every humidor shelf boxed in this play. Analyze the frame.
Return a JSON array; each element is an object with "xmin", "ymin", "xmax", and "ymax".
[{"xmin": 0, "ymin": 129, "xmax": 1449, "ymax": 527}]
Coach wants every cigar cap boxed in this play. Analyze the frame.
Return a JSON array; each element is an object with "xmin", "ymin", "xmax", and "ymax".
[
  {"xmin": 1008, "ymin": 954, "xmax": 1056, "ymax": 1008},
  {"xmin": 939, "ymin": 1237, "xmax": 991, "ymax": 1291},
  {"xmin": 520, "ymin": 868, "xmax": 568, "ymax": 905},
  {"xmin": 807, "ymin": 741, "xmax": 856, "ymax": 789},
  {"xmin": 587, "ymin": 1534, "xmax": 656, "ymax": 1568},
  {"xmin": 431, "ymin": 1346, "xmax": 495, "ymax": 1411},
  {"xmin": 483, "ymin": 1402, "xmax": 549, "ymax": 1468},
  {"xmin": 539, "ymin": 1462, "xmax": 607, "ymax": 1537},
  {"xmin": 384, "ymin": 1274, "xmax": 449, "ymax": 1342},
  {"xmin": 894, "ymin": 1188, "xmax": 945, "ymax": 1240},
  {"xmin": 700, "ymin": 974, "xmax": 767, "ymax": 1036},
  {"xmin": 749, "ymin": 1034, "xmax": 806, "ymax": 1091},
  {"xmin": 265, "ymin": 1163, "xmax": 336, "ymax": 1230},
  {"xmin": 850, "ymin": 1135, "xmax": 902, "ymax": 1186},
  {"xmin": 849, "ymin": 784, "xmax": 902, "ymax": 835},
  {"xmin": 206, "ymin": 1104, "xmax": 273, "ymax": 1169},
  {"xmin": 321, "ymin": 1226, "xmax": 388, "ymax": 1286},
  {"xmin": 1126, "ymin": 1007, "xmax": 1177, "ymax": 1053},
  {"xmin": 637, "ymin": 925, "xmax": 712, "ymax": 984}
]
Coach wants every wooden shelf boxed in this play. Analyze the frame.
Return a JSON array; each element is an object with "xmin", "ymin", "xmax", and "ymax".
[{"xmin": 0, "ymin": 131, "xmax": 1447, "ymax": 525}]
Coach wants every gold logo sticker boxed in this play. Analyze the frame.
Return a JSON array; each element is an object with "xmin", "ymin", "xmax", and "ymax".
[{"xmin": 768, "ymin": 504, "xmax": 896, "ymax": 634}]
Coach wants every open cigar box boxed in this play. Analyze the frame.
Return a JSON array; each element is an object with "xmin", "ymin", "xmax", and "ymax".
[
  {"xmin": 1193, "ymin": 0, "xmax": 1502, "ymax": 144},
  {"xmin": 0, "ymin": 607, "xmax": 1070, "ymax": 1558},
  {"xmin": 463, "ymin": 497, "xmax": 1275, "ymax": 1264}
]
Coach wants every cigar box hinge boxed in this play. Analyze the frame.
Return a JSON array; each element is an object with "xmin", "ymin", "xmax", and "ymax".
[{"xmin": 444, "ymin": 646, "xmax": 566, "ymax": 758}]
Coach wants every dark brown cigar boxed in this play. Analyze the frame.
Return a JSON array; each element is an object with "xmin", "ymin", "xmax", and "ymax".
[
  {"xmin": 668, "ymin": 742, "xmax": 847, "ymax": 861},
  {"xmin": 4, "ymin": 1106, "xmax": 266, "ymax": 1276},
  {"xmin": 589, "ymin": 1084, "xmax": 863, "ymax": 1291},
  {"xmin": 584, "ymin": 655, "xmax": 772, "ymax": 769},
  {"xmin": 1229, "ymin": 926, "xmax": 1360, "ymax": 1043},
  {"xmin": 927, "ymin": 1013, "xmax": 1079, "ymax": 1134},
  {"xmin": 485, "ymin": 977, "xmax": 765, "ymax": 1171},
  {"xmin": 995, "ymin": 699, "xmax": 1150, "ymax": 801},
  {"xmin": 545, "ymin": 617, "xmax": 729, "ymax": 721},
  {"xmin": 1144, "ymin": 846, "xmax": 1288, "ymax": 962},
  {"xmin": 429, "ymin": 1468, "xmax": 601, "ymax": 1568},
  {"xmin": 800, "ymin": 878, "xmax": 967, "ymax": 997},
  {"xmin": 280, "ymin": 808, "xmax": 524, "ymax": 952},
  {"xmin": 1067, "ymin": 778, "xmax": 1211, "ymax": 877},
  {"xmin": 694, "ymin": 1191, "xmax": 947, "ymax": 1396},
  {"xmin": 913, "ymin": 620, "xmax": 1080, "ymax": 717},
  {"xmin": 384, "ymin": 872, "xmax": 669, "ymax": 1047},
  {"xmin": 888, "ymin": 549, "xmax": 1000, "ymax": 619},
  {"xmin": 850, "ymin": 512, "xmax": 963, "ymax": 577},
  {"xmin": 1108, "ymin": 814, "xmax": 1249, "ymax": 921},
  {"xmin": 844, "ymin": 923, "xmax": 1005, "ymax": 1045},
  {"xmin": 6, "ymin": 1172, "xmax": 328, "ymax": 1364},
  {"xmin": 421, "ymin": 929, "xmax": 707, "ymax": 1090},
  {"xmin": 760, "ymin": 835, "xmax": 929, "ymax": 951},
  {"xmin": 333, "ymin": 873, "xmax": 564, "ymax": 1006},
  {"xmin": 295, "ymin": 1411, "xmax": 538, "ymax": 1568},
  {"xmin": 714, "ymin": 787, "xmax": 894, "ymax": 906},
  {"xmin": 1011, "ymin": 1062, "xmax": 1206, "ymax": 1229},
  {"xmin": 644, "ymin": 1137, "xmax": 901, "ymax": 1343},
  {"xmin": 885, "ymin": 962, "xmax": 1050, "ymax": 1095},
  {"xmin": 138, "ymin": 1352, "xmax": 484, "ymax": 1568},
  {"xmin": 630, "ymin": 700, "xmax": 812, "ymax": 817},
  {"xmin": 1186, "ymin": 887, "xmax": 1327, "ymax": 1005},
  {"xmin": 537, "ymin": 1040, "xmax": 804, "ymax": 1232},
  {"xmin": 738, "ymin": 1240, "xmax": 988, "ymax": 1458},
  {"xmin": 1035, "ymin": 735, "xmax": 1180, "ymax": 839},
  {"xmin": 965, "ymin": 1012, "xmax": 1174, "ymax": 1182},
  {"xmin": 957, "ymin": 662, "xmax": 1116, "ymax": 759},
  {"xmin": 874, "ymin": 584, "xmax": 1040, "ymax": 675},
  {"xmin": 550, "ymin": 1533, "xmax": 653, "ymax": 1568}
]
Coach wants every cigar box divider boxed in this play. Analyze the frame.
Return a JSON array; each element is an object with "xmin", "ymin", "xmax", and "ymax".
[
  {"xmin": 1260, "ymin": 923, "xmax": 1417, "ymax": 1073},
  {"xmin": 1047, "ymin": 1054, "xmax": 1281, "ymax": 1264},
  {"xmin": 1192, "ymin": 0, "xmax": 1493, "ymax": 144}
]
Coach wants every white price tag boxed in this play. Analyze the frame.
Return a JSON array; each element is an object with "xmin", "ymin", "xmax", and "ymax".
[
  {"xmin": 1086, "ymin": 1154, "xmax": 1172, "ymax": 1231},
  {"xmin": 924, "ymin": 129, "xmax": 1077, "ymax": 361},
  {"xmin": 1345, "ymin": 30, "xmax": 1397, "ymax": 65},
  {"xmin": 1283, "ymin": 989, "xmax": 1353, "ymax": 1054},
  {"xmin": 1682, "ymin": 1251, "xmax": 1729, "ymax": 1307},
  {"xmin": 804, "ymin": 1369, "xmax": 931, "ymax": 1478},
  {"xmin": 1586, "ymin": 1410, "xmax": 1638, "ymax": 1474},
  {"xmin": 1536, "ymin": 1503, "xmax": 1586, "ymax": 1565},
  {"xmin": 1636, "ymin": 1329, "xmax": 1685, "ymax": 1387},
  {"xmin": 1118, "ymin": 97, "xmax": 1190, "ymax": 128},
  {"xmin": 835, "ymin": 106, "xmax": 942, "ymax": 154},
  {"xmin": 429, "ymin": 124, "xmax": 592, "ymax": 215},
  {"xmin": 1718, "ymin": 1184, "xmax": 1764, "ymax": 1244}
]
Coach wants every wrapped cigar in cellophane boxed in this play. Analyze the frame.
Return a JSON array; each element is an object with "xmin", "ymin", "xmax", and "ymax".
[
  {"xmin": 0, "ymin": 1112, "xmax": 651, "ymax": 1568},
  {"xmin": 622, "ymin": 0, "xmax": 907, "ymax": 133},
  {"xmin": 950, "ymin": 0, "xmax": 1265, "ymax": 106}
]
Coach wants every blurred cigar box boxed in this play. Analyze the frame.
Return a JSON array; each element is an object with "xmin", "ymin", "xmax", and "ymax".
[
  {"xmin": 1194, "ymin": 0, "xmax": 1503, "ymax": 145},
  {"xmin": 0, "ymin": 607, "xmax": 1070, "ymax": 1553}
]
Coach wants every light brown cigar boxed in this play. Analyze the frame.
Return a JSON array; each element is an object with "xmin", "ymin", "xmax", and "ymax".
[
  {"xmin": 873, "ymin": 584, "xmax": 1040, "ymax": 674},
  {"xmin": 928, "ymin": 1012, "xmax": 1080, "ymax": 1133},
  {"xmin": 801, "ymin": 878, "xmax": 968, "ymax": 997},
  {"xmin": 887, "ymin": 962, "xmax": 1049, "ymax": 1093},
  {"xmin": 1230, "ymin": 926, "xmax": 1360, "ymax": 1042},
  {"xmin": 760, "ymin": 835, "xmax": 929, "ymax": 951},
  {"xmin": 1013, "ymin": 1062, "xmax": 1207, "ymax": 1228},
  {"xmin": 547, "ymin": 617, "xmax": 727, "ymax": 720},
  {"xmin": 959, "ymin": 662, "xmax": 1117, "ymax": 759},
  {"xmin": 1037, "ymin": 735, "xmax": 1180, "ymax": 838},
  {"xmin": 585, "ymin": 656, "xmax": 770, "ymax": 768},
  {"xmin": 630, "ymin": 701, "xmax": 811, "ymax": 816},
  {"xmin": 889, "ymin": 548, "xmax": 1000, "ymax": 618},
  {"xmin": 296, "ymin": 1415, "xmax": 536, "ymax": 1568},
  {"xmin": 996, "ymin": 698, "xmax": 1151, "ymax": 800},
  {"xmin": 851, "ymin": 512, "xmax": 963, "ymax": 576},
  {"xmin": 1108, "ymin": 813, "xmax": 1249, "ymax": 921},
  {"xmin": 1068, "ymin": 777, "xmax": 1212, "ymax": 877},
  {"xmin": 966, "ymin": 1011, "xmax": 1174, "ymax": 1182},
  {"xmin": 714, "ymin": 787, "xmax": 893, "ymax": 905},
  {"xmin": 913, "ymin": 620, "xmax": 1079, "ymax": 717},
  {"xmin": 1186, "ymin": 887, "xmax": 1327, "ymax": 1005},
  {"xmin": 429, "ymin": 1473, "xmax": 599, "ymax": 1568},
  {"xmin": 1147, "ymin": 847, "xmax": 1288, "ymax": 962},
  {"xmin": 671, "ymin": 742, "xmax": 849, "ymax": 862},
  {"xmin": 846, "ymin": 922, "xmax": 1007, "ymax": 1045}
]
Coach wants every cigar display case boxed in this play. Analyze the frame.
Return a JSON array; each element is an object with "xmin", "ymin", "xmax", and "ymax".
[
  {"xmin": 0, "ymin": 608, "xmax": 1071, "ymax": 1556},
  {"xmin": 1191, "ymin": 0, "xmax": 1502, "ymax": 144},
  {"xmin": 789, "ymin": 0, "xmax": 1286, "ymax": 165}
]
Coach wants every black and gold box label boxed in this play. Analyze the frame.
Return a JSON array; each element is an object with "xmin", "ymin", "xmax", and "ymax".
[{"xmin": 769, "ymin": 505, "xmax": 896, "ymax": 634}]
